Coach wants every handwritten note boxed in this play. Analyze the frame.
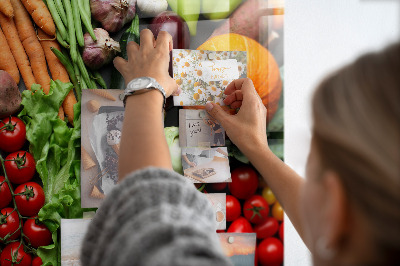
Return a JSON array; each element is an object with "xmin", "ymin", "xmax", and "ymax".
[{"xmin": 200, "ymin": 59, "xmax": 239, "ymax": 82}]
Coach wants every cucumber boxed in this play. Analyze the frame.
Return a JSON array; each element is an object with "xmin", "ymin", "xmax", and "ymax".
[{"xmin": 109, "ymin": 15, "xmax": 140, "ymax": 90}]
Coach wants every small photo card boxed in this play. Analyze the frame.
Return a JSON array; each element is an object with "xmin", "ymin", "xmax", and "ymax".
[
  {"xmin": 179, "ymin": 109, "xmax": 225, "ymax": 147},
  {"xmin": 181, "ymin": 147, "xmax": 231, "ymax": 183},
  {"xmin": 61, "ymin": 218, "xmax": 92, "ymax": 265},
  {"xmin": 218, "ymin": 233, "xmax": 257, "ymax": 266},
  {"xmin": 172, "ymin": 49, "xmax": 247, "ymax": 106},
  {"xmin": 205, "ymin": 193, "xmax": 226, "ymax": 230}
]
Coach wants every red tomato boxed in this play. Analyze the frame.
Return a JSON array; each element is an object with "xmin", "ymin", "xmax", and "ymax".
[
  {"xmin": 4, "ymin": 151, "xmax": 36, "ymax": 184},
  {"xmin": 272, "ymin": 202, "xmax": 284, "ymax": 221},
  {"xmin": 226, "ymin": 195, "xmax": 241, "ymax": 222},
  {"xmin": 279, "ymin": 222, "xmax": 284, "ymax": 242},
  {"xmin": 262, "ymin": 186, "xmax": 276, "ymax": 205},
  {"xmin": 32, "ymin": 256, "xmax": 43, "ymax": 266},
  {"xmin": 254, "ymin": 217, "xmax": 279, "ymax": 239},
  {"xmin": 14, "ymin": 182, "xmax": 45, "ymax": 217},
  {"xmin": 0, "ymin": 242, "xmax": 32, "ymax": 266},
  {"xmin": 228, "ymin": 167, "xmax": 259, "ymax": 199},
  {"xmin": 227, "ymin": 217, "xmax": 254, "ymax": 233},
  {"xmin": 216, "ymin": 230, "xmax": 225, "ymax": 233},
  {"xmin": 0, "ymin": 207, "xmax": 20, "ymax": 242},
  {"xmin": 243, "ymin": 195, "xmax": 270, "ymax": 224},
  {"xmin": 0, "ymin": 117, "xmax": 26, "ymax": 153},
  {"xmin": 210, "ymin": 182, "xmax": 227, "ymax": 191},
  {"xmin": 257, "ymin": 237, "xmax": 284, "ymax": 266},
  {"xmin": 0, "ymin": 176, "xmax": 12, "ymax": 209},
  {"xmin": 23, "ymin": 217, "xmax": 52, "ymax": 248}
]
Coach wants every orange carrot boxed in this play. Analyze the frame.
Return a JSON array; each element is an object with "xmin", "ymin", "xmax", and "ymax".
[
  {"xmin": 20, "ymin": 0, "xmax": 55, "ymax": 36},
  {"xmin": 38, "ymin": 28, "xmax": 77, "ymax": 124},
  {"xmin": 58, "ymin": 106, "xmax": 65, "ymax": 120},
  {"xmin": 0, "ymin": 13, "xmax": 36, "ymax": 89},
  {"xmin": 11, "ymin": 0, "xmax": 50, "ymax": 94},
  {"xmin": 0, "ymin": 27, "xmax": 19, "ymax": 83},
  {"xmin": 0, "ymin": 0, "xmax": 13, "ymax": 18}
]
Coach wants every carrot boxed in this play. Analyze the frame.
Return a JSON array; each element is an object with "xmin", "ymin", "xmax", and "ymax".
[
  {"xmin": 58, "ymin": 106, "xmax": 65, "ymax": 121},
  {"xmin": 11, "ymin": 0, "xmax": 50, "ymax": 94},
  {"xmin": 0, "ymin": 27, "xmax": 19, "ymax": 84},
  {"xmin": 38, "ymin": 28, "xmax": 77, "ymax": 124},
  {"xmin": 20, "ymin": 0, "xmax": 55, "ymax": 36},
  {"xmin": 0, "ymin": 13, "xmax": 36, "ymax": 89},
  {"xmin": 0, "ymin": 0, "xmax": 14, "ymax": 17}
]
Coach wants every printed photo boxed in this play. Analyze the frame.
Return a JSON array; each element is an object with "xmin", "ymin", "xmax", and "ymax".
[
  {"xmin": 61, "ymin": 219, "xmax": 92, "ymax": 266},
  {"xmin": 179, "ymin": 109, "xmax": 225, "ymax": 147},
  {"xmin": 218, "ymin": 233, "xmax": 257, "ymax": 266},
  {"xmin": 205, "ymin": 193, "xmax": 226, "ymax": 230},
  {"xmin": 181, "ymin": 147, "xmax": 231, "ymax": 183}
]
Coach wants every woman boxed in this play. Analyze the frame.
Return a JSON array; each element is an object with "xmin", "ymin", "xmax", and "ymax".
[{"xmin": 81, "ymin": 29, "xmax": 400, "ymax": 265}]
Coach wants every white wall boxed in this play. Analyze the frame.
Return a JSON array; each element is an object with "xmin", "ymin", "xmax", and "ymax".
[{"xmin": 284, "ymin": 1, "xmax": 399, "ymax": 265}]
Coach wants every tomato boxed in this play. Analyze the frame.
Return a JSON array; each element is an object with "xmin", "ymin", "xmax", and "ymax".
[
  {"xmin": 227, "ymin": 217, "xmax": 254, "ymax": 233},
  {"xmin": 216, "ymin": 230, "xmax": 225, "ymax": 233},
  {"xmin": 23, "ymin": 217, "xmax": 52, "ymax": 248},
  {"xmin": 262, "ymin": 186, "xmax": 276, "ymax": 205},
  {"xmin": 210, "ymin": 182, "xmax": 227, "ymax": 191},
  {"xmin": 254, "ymin": 217, "xmax": 279, "ymax": 239},
  {"xmin": 32, "ymin": 256, "xmax": 43, "ymax": 266},
  {"xmin": 0, "ymin": 176, "xmax": 12, "ymax": 209},
  {"xmin": 4, "ymin": 151, "xmax": 36, "ymax": 185},
  {"xmin": 257, "ymin": 237, "xmax": 284, "ymax": 266},
  {"xmin": 0, "ymin": 117, "xmax": 26, "ymax": 153},
  {"xmin": 279, "ymin": 222, "xmax": 284, "ymax": 242},
  {"xmin": 243, "ymin": 195, "xmax": 269, "ymax": 224},
  {"xmin": 14, "ymin": 182, "xmax": 45, "ymax": 217},
  {"xmin": 226, "ymin": 195, "xmax": 241, "ymax": 222},
  {"xmin": 0, "ymin": 242, "xmax": 32, "ymax": 266},
  {"xmin": 228, "ymin": 166, "xmax": 258, "ymax": 199},
  {"xmin": 272, "ymin": 201, "xmax": 284, "ymax": 221},
  {"xmin": 0, "ymin": 207, "xmax": 20, "ymax": 242}
]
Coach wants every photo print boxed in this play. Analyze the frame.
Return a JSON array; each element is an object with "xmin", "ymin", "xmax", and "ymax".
[
  {"xmin": 61, "ymin": 218, "xmax": 92, "ymax": 265},
  {"xmin": 218, "ymin": 233, "xmax": 257, "ymax": 266},
  {"xmin": 181, "ymin": 147, "xmax": 231, "ymax": 183},
  {"xmin": 205, "ymin": 193, "xmax": 226, "ymax": 230}
]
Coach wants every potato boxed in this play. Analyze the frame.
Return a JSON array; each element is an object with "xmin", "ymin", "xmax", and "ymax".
[{"xmin": 0, "ymin": 70, "xmax": 21, "ymax": 118}]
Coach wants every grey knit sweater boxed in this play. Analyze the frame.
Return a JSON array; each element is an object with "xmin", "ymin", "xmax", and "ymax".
[{"xmin": 81, "ymin": 167, "xmax": 232, "ymax": 266}]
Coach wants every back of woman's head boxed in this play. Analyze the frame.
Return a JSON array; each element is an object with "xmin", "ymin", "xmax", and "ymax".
[{"xmin": 311, "ymin": 42, "xmax": 400, "ymax": 264}]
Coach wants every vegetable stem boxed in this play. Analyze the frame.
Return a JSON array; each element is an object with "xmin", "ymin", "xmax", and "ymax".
[{"xmin": 91, "ymin": 70, "xmax": 107, "ymax": 89}]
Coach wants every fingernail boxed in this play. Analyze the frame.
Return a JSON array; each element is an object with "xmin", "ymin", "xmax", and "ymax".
[
  {"xmin": 205, "ymin": 102, "xmax": 214, "ymax": 111},
  {"xmin": 177, "ymin": 86, "xmax": 182, "ymax": 95}
]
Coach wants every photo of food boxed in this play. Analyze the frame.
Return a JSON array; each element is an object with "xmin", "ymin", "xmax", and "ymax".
[
  {"xmin": 218, "ymin": 233, "xmax": 257, "ymax": 266},
  {"xmin": 205, "ymin": 193, "xmax": 227, "ymax": 230}
]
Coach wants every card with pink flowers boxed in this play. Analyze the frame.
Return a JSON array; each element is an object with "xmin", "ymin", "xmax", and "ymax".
[{"xmin": 172, "ymin": 49, "xmax": 247, "ymax": 106}]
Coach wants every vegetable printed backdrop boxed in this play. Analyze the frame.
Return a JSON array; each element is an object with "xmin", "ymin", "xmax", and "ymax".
[{"xmin": 0, "ymin": 0, "xmax": 284, "ymax": 265}]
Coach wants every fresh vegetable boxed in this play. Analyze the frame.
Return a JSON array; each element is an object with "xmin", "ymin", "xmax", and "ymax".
[
  {"xmin": 90, "ymin": 0, "xmax": 137, "ymax": 32},
  {"xmin": 0, "ymin": 0, "xmax": 13, "ymax": 18},
  {"xmin": 72, "ymin": 0, "xmax": 84, "ymax": 47},
  {"xmin": 20, "ymin": 0, "xmax": 56, "ymax": 36},
  {"xmin": 202, "ymin": 0, "xmax": 241, "ymax": 20},
  {"xmin": 51, "ymin": 47, "xmax": 79, "ymax": 95},
  {"xmin": 91, "ymin": 70, "xmax": 107, "ymax": 89},
  {"xmin": 137, "ymin": 0, "xmax": 167, "ymax": 17},
  {"xmin": 164, "ymin": 127, "xmax": 183, "ymax": 174},
  {"xmin": 226, "ymin": 195, "xmax": 241, "ymax": 222},
  {"xmin": 0, "ymin": 117, "xmax": 26, "ymax": 153},
  {"xmin": 210, "ymin": 182, "xmax": 227, "ymax": 191},
  {"xmin": 0, "ymin": 207, "xmax": 20, "ymax": 241},
  {"xmin": 227, "ymin": 217, "xmax": 254, "ymax": 233},
  {"xmin": 82, "ymin": 28, "xmax": 120, "ymax": 69},
  {"xmin": 254, "ymin": 217, "xmax": 279, "ymax": 239},
  {"xmin": 4, "ymin": 151, "xmax": 35, "ymax": 184},
  {"xmin": 167, "ymin": 0, "xmax": 200, "ymax": 35},
  {"xmin": 0, "ymin": 242, "xmax": 32, "ymax": 266},
  {"xmin": 0, "ymin": 71, "xmax": 21, "ymax": 118},
  {"xmin": 23, "ymin": 217, "xmax": 52, "ymax": 248},
  {"xmin": 257, "ymin": 237, "xmax": 283, "ymax": 266},
  {"xmin": 78, "ymin": 0, "xmax": 97, "ymax": 41},
  {"xmin": 14, "ymin": 182, "xmax": 45, "ymax": 217},
  {"xmin": 262, "ymin": 186, "xmax": 277, "ymax": 205},
  {"xmin": 271, "ymin": 201, "xmax": 284, "ymax": 221},
  {"xmin": 110, "ymin": 14, "xmax": 139, "ymax": 90},
  {"xmin": 0, "ymin": 13, "xmax": 36, "ymax": 90},
  {"xmin": 54, "ymin": 0, "xmax": 67, "ymax": 25},
  {"xmin": 46, "ymin": 0, "xmax": 68, "ymax": 41},
  {"xmin": 63, "ymin": 0, "xmax": 77, "ymax": 62},
  {"xmin": 228, "ymin": 166, "xmax": 258, "ymax": 199},
  {"xmin": 279, "ymin": 221, "xmax": 284, "ymax": 241},
  {"xmin": 243, "ymin": 195, "xmax": 270, "ymax": 224},
  {"xmin": 149, "ymin": 11, "xmax": 190, "ymax": 49},
  {"xmin": 32, "ymin": 256, "xmax": 43, "ymax": 266},
  {"xmin": 0, "ymin": 176, "xmax": 12, "ymax": 209},
  {"xmin": 0, "ymin": 28, "xmax": 19, "ymax": 84}
]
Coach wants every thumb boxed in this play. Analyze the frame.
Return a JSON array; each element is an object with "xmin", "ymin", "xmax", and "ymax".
[{"xmin": 205, "ymin": 102, "xmax": 231, "ymax": 128}]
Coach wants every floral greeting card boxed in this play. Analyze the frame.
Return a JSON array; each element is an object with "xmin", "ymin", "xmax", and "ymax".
[{"xmin": 172, "ymin": 49, "xmax": 247, "ymax": 106}]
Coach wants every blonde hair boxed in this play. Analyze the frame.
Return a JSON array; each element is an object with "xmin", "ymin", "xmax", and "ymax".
[{"xmin": 312, "ymin": 43, "xmax": 400, "ymax": 264}]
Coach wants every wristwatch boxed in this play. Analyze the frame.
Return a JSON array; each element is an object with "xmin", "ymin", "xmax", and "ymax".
[{"xmin": 120, "ymin": 77, "xmax": 166, "ymax": 108}]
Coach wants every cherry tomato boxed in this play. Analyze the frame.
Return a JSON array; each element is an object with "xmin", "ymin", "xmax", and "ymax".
[
  {"xmin": 257, "ymin": 237, "xmax": 284, "ymax": 266},
  {"xmin": 0, "ymin": 207, "xmax": 20, "ymax": 242},
  {"xmin": 279, "ymin": 222, "xmax": 284, "ymax": 242},
  {"xmin": 4, "ymin": 151, "xmax": 36, "ymax": 184},
  {"xmin": 0, "ymin": 242, "xmax": 32, "ymax": 266},
  {"xmin": 228, "ymin": 166, "xmax": 258, "ymax": 199},
  {"xmin": 243, "ymin": 195, "xmax": 270, "ymax": 224},
  {"xmin": 0, "ymin": 117, "xmax": 26, "ymax": 153},
  {"xmin": 262, "ymin": 186, "xmax": 276, "ymax": 205},
  {"xmin": 226, "ymin": 195, "xmax": 241, "ymax": 222},
  {"xmin": 23, "ymin": 217, "xmax": 52, "ymax": 248},
  {"xmin": 216, "ymin": 230, "xmax": 225, "ymax": 233},
  {"xmin": 14, "ymin": 182, "xmax": 45, "ymax": 217},
  {"xmin": 227, "ymin": 217, "xmax": 254, "ymax": 233},
  {"xmin": 210, "ymin": 182, "xmax": 227, "ymax": 191},
  {"xmin": 272, "ymin": 201, "xmax": 284, "ymax": 221},
  {"xmin": 254, "ymin": 217, "xmax": 279, "ymax": 239},
  {"xmin": 32, "ymin": 256, "xmax": 43, "ymax": 266},
  {"xmin": 0, "ymin": 176, "xmax": 12, "ymax": 209}
]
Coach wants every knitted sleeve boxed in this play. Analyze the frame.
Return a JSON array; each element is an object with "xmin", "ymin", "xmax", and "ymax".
[{"xmin": 81, "ymin": 167, "xmax": 232, "ymax": 266}]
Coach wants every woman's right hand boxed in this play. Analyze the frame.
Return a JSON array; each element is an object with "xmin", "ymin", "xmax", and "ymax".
[{"xmin": 205, "ymin": 78, "xmax": 269, "ymax": 156}]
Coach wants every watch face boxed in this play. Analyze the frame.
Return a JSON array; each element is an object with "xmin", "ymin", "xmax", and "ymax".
[{"xmin": 129, "ymin": 77, "xmax": 151, "ymax": 90}]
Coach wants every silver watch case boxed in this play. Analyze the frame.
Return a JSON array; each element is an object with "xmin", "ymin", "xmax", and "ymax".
[{"xmin": 120, "ymin": 77, "xmax": 166, "ymax": 107}]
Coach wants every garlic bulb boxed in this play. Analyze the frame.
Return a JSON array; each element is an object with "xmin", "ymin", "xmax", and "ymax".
[{"xmin": 137, "ymin": 0, "xmax": 168, "ymax": 17}]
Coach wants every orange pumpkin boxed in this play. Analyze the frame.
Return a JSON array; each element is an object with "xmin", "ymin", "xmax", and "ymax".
[{"xmin": 197, "ymin": 33, "xmax": 282, "ymax": 122}]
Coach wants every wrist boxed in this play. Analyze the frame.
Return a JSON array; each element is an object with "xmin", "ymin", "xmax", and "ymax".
[{"xmin": 125, "ymin": 90, "xmax": 164, "ymax": 110}]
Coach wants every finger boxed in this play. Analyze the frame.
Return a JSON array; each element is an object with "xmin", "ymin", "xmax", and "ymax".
[
  {"xmin": 172, "ymin": 86, "xmax": 182, "ymax": 96},
  {"xmin": 113, "ymin": 56, "xmax": 127, "ymax": 74},
  {"xmin": 223, "ymin": 90, "xmax": 243, "ymax": 105},
  {"xmin": 140, "ymin": 29, "xmax": 156, "ymax": 51},
  {"xmin": 224, "ymin": 78, "xmax": 256, "ymax": 98},
  {"xmin": 127, "ymin": 41, "xmax": 139, "ymax": 60},
  {"xmin": 155, "ymin": 31, "xmax": 173, "ymax": 53},
  {"xmin": 230, "ymin": 101, "xmax": 243, "ymax": 109},
  {"xmin": 205, "ymin": 102, "xmax": 231, "ymax": 128}
]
